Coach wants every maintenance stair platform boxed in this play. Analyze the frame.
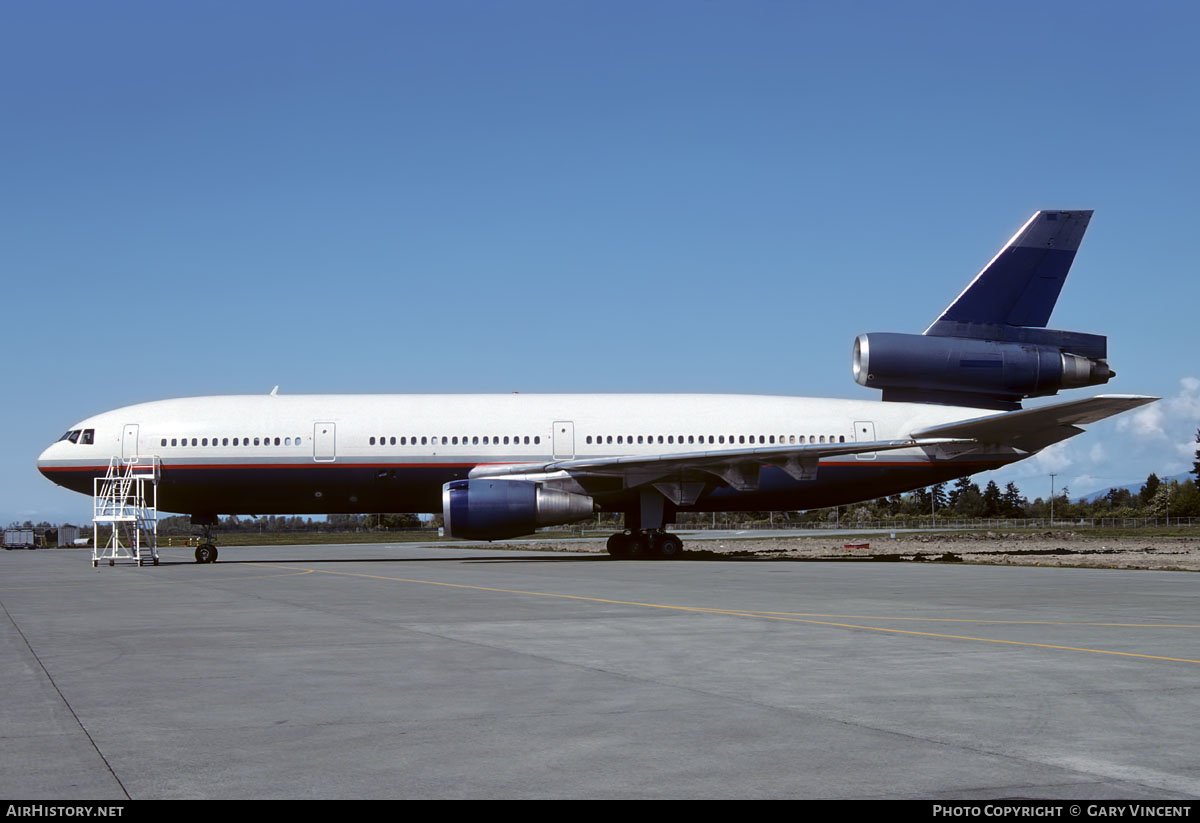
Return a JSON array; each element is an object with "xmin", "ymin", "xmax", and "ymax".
[{"xmin": 92, "ymin": 456, "xmax": 159, "ymax": 567}]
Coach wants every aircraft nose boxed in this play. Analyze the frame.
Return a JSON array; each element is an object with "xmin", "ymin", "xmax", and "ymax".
[{"xmin": 37, "ymin": 443, "xmax": 58, "ymax": 482}]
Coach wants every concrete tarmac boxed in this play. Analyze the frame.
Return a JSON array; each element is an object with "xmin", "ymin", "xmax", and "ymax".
[{"xmin": 2, "ymin": 543, "xmax": 1199, "ymax": 799}]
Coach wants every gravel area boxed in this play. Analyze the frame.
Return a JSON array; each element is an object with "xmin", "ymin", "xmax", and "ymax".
[{"xmin": 508, "ymin": 532, "xmax": 1200, "ymax": 571}]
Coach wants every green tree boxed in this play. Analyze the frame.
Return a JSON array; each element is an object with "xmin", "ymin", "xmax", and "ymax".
[
  {"xmin": 1001, "ymin": 482, "xmax": 1025, "ymax": 517},
  {"xmin": 948, "ymin": 477, "xmax": 983, "ymax": 516},
  {"xmin": 1172, "ymin": 480, "xmax": 1200, "ymax": 517},
  {"xmin": 1104, "ymin": 487, "xmax": 1133, "ymax": 509},
  {"xmin": 982, "ymin": 481, "xmax": 1002, "ymax": 517},
  {"xmin": 1193, "ymin": 429, "xmax": 1200, "ymax": 484},
  {"xmin": 932, "ymin": 483, "xmax": 948, "ymax": 511},
  {"xmin": 908, "ymin": 488, "xmax": 932, "ymax": 515},
  {"xmin": 1145, "ymin": 485, "xmax": 1171, "ymax": 517},
  {"xmin": 1139, "ymin": 474, "xmax": 1161, "ymax": 507}
]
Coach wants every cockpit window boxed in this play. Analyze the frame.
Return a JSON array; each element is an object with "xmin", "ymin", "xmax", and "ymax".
[
  {"xmin": 64, "ymin": 430, "xmax": 81, "ymax": 444},
  {"xmin": 80, "ymin": 429, "xmax": 94, "ymax": 445}
]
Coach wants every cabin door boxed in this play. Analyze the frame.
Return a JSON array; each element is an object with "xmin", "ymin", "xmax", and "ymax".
[
  {"xmin": 314, "ymin": 422, "xmax": 336, "ymax": 462},
  {"xmin": 552, "ymin": 421, "xmax": 575, "ymax": 460},
  {"xmin": 122, "ymin": 424, "xmax": 139, "ymax": 461},
  {"xmin": 853, "ymin": 420, "xmax": 876, "ymax": 460}
]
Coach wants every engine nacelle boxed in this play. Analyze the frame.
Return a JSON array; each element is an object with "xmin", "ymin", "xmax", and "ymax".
[
  {"xmin": 442, "ymin": 479, "xmax": 595, "ymax": 541},
  {"xmin": 853, "ymin": 333, "xmax": 1113, "ymax": 409}
]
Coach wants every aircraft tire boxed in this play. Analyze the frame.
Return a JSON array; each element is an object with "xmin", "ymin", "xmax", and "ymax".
[
  {"xmin": 606, "ymin": 533, "xmax": 631, "ymax": 558},
  {"xmin": 195, "ymin": 544, "xmax": 218, "ymax": 564},
  {"xmin": 627, "ymin": 532, "xmax": 652, "ymax": 559},
  {"xmin": 653, "ymin": 533, "xmax": 683, "ymax": 559}
]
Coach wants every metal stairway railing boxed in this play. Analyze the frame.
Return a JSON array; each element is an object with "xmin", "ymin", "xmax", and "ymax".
[{"xmin": 92, "ymin": 455, "xmax": 159, "ymax": 567}]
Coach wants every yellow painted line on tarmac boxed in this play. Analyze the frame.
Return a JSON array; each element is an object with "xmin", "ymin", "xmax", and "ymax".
[
  {"xmin": 738, "ymin": 611, "xmax": 1200, "ymax": 629},
  {"xmin": 246, "ymin": 562, "xmax": 1200, "ymax": 665},
  {"xmin": 718, "ymin": 613, "xmax": 1200, "ymax": 665},
  {"xmin": 195, "ymin": 568, "xmax": 318, "ymax": 582}
]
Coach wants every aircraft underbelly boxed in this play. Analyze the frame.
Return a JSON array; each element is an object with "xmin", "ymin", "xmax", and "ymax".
[{"xmin": 137, "ymin": 457, "xmax": 1014, "ymax": 516}]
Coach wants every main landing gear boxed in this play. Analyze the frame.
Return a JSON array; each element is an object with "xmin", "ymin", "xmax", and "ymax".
[
  {"xmin": 605, "ymin": 530, "xmax": 684, "ymax": 559},
  {"xmin": 604, "ymin": 488, "xmax": 686, "ymax": 559}
]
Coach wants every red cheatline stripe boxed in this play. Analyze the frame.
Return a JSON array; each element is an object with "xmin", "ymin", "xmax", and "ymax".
[
  {"xmin": 40, "ymin": 459, "xmax": 998, "ymax": 473},
  {"xmin": 42, "ymin": 462, "xmax": 480, "ymax": 472}
]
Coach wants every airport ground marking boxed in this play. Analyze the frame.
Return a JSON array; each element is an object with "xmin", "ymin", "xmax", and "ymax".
[
  {"xmin": 193, "ymin": 567, "xmax": 317, "ymax": 581},
  {"xmin": 742, "ymin": 611, "xmax": 1200, "ymax": 629},
  {"xmin": 248, "ymin": 562, "xmax": 1200, "ymax": 665}
]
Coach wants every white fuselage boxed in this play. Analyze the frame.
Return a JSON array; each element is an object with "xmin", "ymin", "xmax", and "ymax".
[{"xmin": 37, "ymin": 393, "xmax": 1017, "ymax": 517}]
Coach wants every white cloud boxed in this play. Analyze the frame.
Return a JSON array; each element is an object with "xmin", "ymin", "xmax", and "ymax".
[
  {"xmin": 1115, "ymin": 377, "xmax": 1200, "ymax": 442},
  {"xmin": 1031, "ymin": 440, "xmax": 1074, "ymax": 472},
  {"xmin": 1116, "ymin": 402, "xmax": 1166, "ymax": 438},
  {"xmin": 1165, "ymin": 376, "xmax": 1200, "ymax": 422}
]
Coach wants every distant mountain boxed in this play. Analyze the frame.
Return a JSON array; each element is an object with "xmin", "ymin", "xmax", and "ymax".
[{"xmin": 1079, "ymin": 473, "xmax": 1193, "ymax": 502}]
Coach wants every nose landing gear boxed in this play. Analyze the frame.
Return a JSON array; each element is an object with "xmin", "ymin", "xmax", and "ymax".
[{"xmin": 191, "ymin": 515, "xmax": 219, "ymax": 564}]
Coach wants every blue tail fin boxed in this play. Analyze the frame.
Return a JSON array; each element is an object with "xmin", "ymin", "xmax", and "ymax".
[{"xmin": 926, "ymin": 210, "xmax": 1093, "ymax": 335}]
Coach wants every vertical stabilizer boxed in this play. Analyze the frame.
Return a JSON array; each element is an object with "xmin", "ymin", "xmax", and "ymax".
[{"xmin": 925, "ymin": 210, "xmax": 1092, "ymax": 335}]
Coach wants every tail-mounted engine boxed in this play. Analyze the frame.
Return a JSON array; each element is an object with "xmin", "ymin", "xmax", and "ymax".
[{"xmin": 853, "ymin": 330, "xmax": 1112, "ymax": 411}]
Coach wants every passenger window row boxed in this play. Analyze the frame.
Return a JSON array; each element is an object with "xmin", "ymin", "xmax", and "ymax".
[
  {"xmin": 361, "ymin": 432, "xmax": 846, "ymax": 448},
  {"xmin": 369, "ymin": 435, "xmax": 542, "ymax": 446},
  {"xmin": 585, "ymin": 433, "xmax": 847, "ymax": 446},
  {"xmin": 159, "ymin": 436, "xmax": 303, "ymax": 447}
]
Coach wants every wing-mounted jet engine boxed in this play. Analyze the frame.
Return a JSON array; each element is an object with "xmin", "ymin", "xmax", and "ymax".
[
  {"xmin": 442, "ymin": 479, "xmax": 596, "ymax": 540},
  {"xmin": 853, "ymin": 210, "xmax": 1113, "ymax": 411}
]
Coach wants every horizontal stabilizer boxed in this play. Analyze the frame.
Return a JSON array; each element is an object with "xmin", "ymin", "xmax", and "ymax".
[
  {"xmin": 910, "ymin": 394, "xmax": 1157, "ymax": 452},
  {"xmin": 926, "ymin": 210, "xmax": 1092, "ymax": 335}
]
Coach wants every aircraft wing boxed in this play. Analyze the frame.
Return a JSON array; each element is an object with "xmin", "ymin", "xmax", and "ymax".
[
  {"xmin": 469, "ymin": 436, "xmax": 966, "ymax": 502},
  {"xmin": 909, "ymin": 394, "xmax": 1158, "ymax": 452}
]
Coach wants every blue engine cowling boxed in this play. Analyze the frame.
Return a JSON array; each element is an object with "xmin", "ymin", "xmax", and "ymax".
[
  {"xmin": 853, "ymin": 333, "xmax": 1112, "ymax": 409},
  {"xmin": 442, "ymin": 479, "xmax": 596, "ymax": 540}
]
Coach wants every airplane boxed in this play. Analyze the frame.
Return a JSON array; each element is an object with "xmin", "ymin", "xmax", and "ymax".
[{"xmin": 38, "ymin": 209, "xmax": 1156, "ymax": 563}]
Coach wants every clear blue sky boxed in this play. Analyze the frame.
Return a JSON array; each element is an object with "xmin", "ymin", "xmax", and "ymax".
[{"xmin": 3, "ymin": 0, "xmax": 1197, "ymax": 524}]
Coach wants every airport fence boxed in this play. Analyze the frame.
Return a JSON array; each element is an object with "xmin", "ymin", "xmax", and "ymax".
[{"xmin": 677, "ymin": 516, "xmax": 1199, "ymax": 531}]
